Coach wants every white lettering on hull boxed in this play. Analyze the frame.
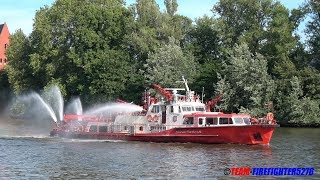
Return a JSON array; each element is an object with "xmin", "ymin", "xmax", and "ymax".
[{"xmin": 176, "ymin": 130, "xmax": 202, "ymax": 134}]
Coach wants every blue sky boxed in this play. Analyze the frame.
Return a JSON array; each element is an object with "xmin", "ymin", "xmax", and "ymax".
[{"xmin": 0, "ymin": 0, "xmax": 305, "ymax": 35}]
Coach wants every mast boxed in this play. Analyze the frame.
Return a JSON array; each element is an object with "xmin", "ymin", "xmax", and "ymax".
[{"xmin": 182, "ymin": 76, "xmax": 189, "ymax": 92}]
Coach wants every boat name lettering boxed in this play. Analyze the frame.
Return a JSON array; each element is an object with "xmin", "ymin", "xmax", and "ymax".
[{"xmin": 176, "ymin": 130, "xmax": 201, "ymax": 134}]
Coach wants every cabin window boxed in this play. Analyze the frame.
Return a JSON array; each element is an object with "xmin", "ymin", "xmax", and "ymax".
[
  {"xmin": 199, "ymin": 118, "xmax": 203, "ymax": 125},
  {"xmin": 243, "ymin": 118, "xmax": 250, "ymax": 125},
  {"xmin": 124, "ymin": 126, "xmax": 127, "ymax": 130},
  {"xmin": 139, "ymin": 126, "xmax": 143, "ymax": 131},
  {"xmin": 206, "ymin": 117, "xmax": 218, "ymax": 125},
  {"xmin": 219, "ymin": 118, "xmax": 229, "ymax": 124},
  {"xmin": 184, "ymin": 117, "xmax": 194, "ymax": 124},
  {"xmin": 234, "ymin": 118, "xmax": 244, "ymax": 124},
  {"xmin": 99, "ymin": 126, "xmax": 108, "ymax": 132},
  {"xmin": 195, "ymin": 106, "xmax": 205, "ymax": 111},
  {"xmin": 170, "ymin": 106, "xmax": 180, "ymax": 113},
  {"xmin": 151, "ymin": 105, "xmax": 160, "ymax": 113},
  {"xmin": 89, "ymin": 125, "xmax": 97, "ymax": 132},
  {"xmin": 182, "ymin": 106, "xmax": 194, "ymax": 112}
]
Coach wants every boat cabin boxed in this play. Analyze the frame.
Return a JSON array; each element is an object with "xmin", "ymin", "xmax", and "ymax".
[{"xmin": 183, "ymin": 113, "xmax": 251, "ymax": 127}]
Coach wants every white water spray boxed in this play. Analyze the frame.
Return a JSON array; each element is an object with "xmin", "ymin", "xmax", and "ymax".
[
  {"xmin": 65, "ymin": 97, "xmax": 83, "ymax": 115},
  {"xmin": 33, "ymin": 93, "xmax": 58, "ymax": 123},
  {"xmin": 84, "ymin": 103, "xmax": 143, "ymax": 116},
  {"xmin": 43, "ymin": 86, "xmax": 64, "ymax": 122}
]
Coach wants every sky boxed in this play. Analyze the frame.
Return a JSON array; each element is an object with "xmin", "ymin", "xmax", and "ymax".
[{"xmin": 0, "ymin": 0, "xmax": 306, "ymax": 36}]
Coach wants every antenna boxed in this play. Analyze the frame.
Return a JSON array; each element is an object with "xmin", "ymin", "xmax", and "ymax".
[
  {"xmin": 201, "ymin": 87, "xmax": 205, "ymax": 103},
  {"xmin": 181, "ymin": 76, "xmax": 189, "ymax": 92}
]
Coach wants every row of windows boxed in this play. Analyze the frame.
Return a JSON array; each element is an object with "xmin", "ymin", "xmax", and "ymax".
[
  {"xmin": 89, "ymin": 125, "xmax": 108, "ymax": 132},
  {"xmin": 198, "ymin": 117, "xmax": 232, "ymax": 125},
  {"xmin": 151, "ymin": 105, "xmax": 205, "ymax": 113},
  {"xmin": 184, "ymin": 117, "xmax": 251, "ymax": 125}
]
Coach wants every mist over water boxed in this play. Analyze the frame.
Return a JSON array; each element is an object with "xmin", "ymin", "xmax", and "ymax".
[
  {"xmin": 0, "ymin": 85, "xmax": 143, "ymax": 137},
  {"xmin": 0, "ymin": 92, "xmax": 58, "ymax": 136}
]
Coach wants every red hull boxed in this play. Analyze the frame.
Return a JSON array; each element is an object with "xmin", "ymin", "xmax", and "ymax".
[{"xmin": 55, "ymin": 125, "xmax": 277, "ymax": 145}]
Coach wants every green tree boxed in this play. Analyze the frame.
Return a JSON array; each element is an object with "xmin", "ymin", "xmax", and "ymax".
[
  {"xmin": 144, "ymin": 38, "xmax": 198, "ymax": 87},
  {"xmin": 212, "ymin": 0, "xmax": 297, "ymax": 75},
  {"xmin": 187, "ymin": 16, "xmax": 221, "ymax": 64},
  {"xmin": 185, "ymin": 16, "xmax": 222, "ymax": 101},
  {"xmin": 6, "ymin": 29, "xmax": 37, "ymax": 93},
  {"xmin": 28, "ymin": 0, "xmax": 132, "ymax": 104},
  {"xmin": 191, "ymin": 62, "xmax": 222, "ymax": 102},
  {"xmin": 276, "ymin": 76, "xmax": 320, "ymax": 125},
  {"xmin": 126, "ymin": 0, "xmax": 162, "ymax": 67},
  {"xmin": 125, "ymin": 0, "xmax": 192, "ymax": 103},
  {"xmin": 298, "ymin": 67, "xmax": 320, "ymax": 99},
  {"xmin": 305, "ymin": 0, "xmax": 320, "ymax": 70},
  {"xmin": 215, "ymin": 43, "xmax": 274, "ymax": 117},
  {"xmin": 165, "ymin": 0, "xmax": 178, "ymax": 16},
  {"xmin": 127, "ymin": 0, "xmax": 192, "ymax": 67}
]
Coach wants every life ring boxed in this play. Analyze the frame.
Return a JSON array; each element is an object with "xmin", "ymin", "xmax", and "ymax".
[
  {"xmin": 153, "ymin": 115, "xmax": 160, "ymax": 122},
  {"xmin": 267, "ymin": 112, "xmax": 274, "ymax": 124},
  {"xmin": 147, "ymin": 115, "xmax": 153, "ymax": 122}
]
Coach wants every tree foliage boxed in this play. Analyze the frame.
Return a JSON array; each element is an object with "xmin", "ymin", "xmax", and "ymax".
[
  {"xmin": 213, "ymin": 0, "xmax": 297, "ymax": 75},
  {"xmin": 27, "ymin": 0, "xmax": 132, "ymax": 104},
  {"xmin": 276, "ymin": 76, "xmax": 320, "ymax": 125},
  {"xmin": 187, "ymin": 16, "xmax": 221, "ymax": 64},
  {"xmin": 144, "ymin": 38, "xmax": 197, "ymax": 87},
  {"xmin": 215, "ymin": 43, "xmax": 274, "ymax": 117},
  {"xmin": 305, "ymin": 0, "xmax": 320, "ymax": 70},
  {"xmin": 2, "ymin": 0, "xmax": 320, "ymax": 126},
  {"xmin": 6, "ymin": 29, "xmax": 36, "ymax": 93}
]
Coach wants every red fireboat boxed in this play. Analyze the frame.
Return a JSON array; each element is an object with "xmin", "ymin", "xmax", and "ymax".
[{"xmin": 50, "ymin": 77, "xmax": 279, "ymax": 145}]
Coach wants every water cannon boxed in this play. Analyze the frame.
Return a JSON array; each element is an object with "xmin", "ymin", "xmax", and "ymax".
[
  {"xmin": 153, "ymin": 84, "xmax": 174, "ymax": 101},
  {"xmin": 206, "ymin": 94, "xmax": 223, "ymax": 112}
]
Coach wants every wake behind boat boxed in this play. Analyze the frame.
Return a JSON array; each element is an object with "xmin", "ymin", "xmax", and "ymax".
[{"xmin": 50, "ymin": 77, "xmax": 279, "ymax": 145}]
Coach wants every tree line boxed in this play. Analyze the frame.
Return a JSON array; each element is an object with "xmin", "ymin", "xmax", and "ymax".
[{"xmin": 1, "ymin": 0, "xmax": 319, "ymax": 126}]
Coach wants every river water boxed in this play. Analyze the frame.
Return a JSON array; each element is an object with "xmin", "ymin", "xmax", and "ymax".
[{"xmin": 0, "ymin": 128, "xmax": 319, "ymax": 179}]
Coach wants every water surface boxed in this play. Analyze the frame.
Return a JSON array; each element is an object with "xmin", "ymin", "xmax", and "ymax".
[{"xmin": 0, "ymin": 128, "xmax": 319, "ymax": 179}]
